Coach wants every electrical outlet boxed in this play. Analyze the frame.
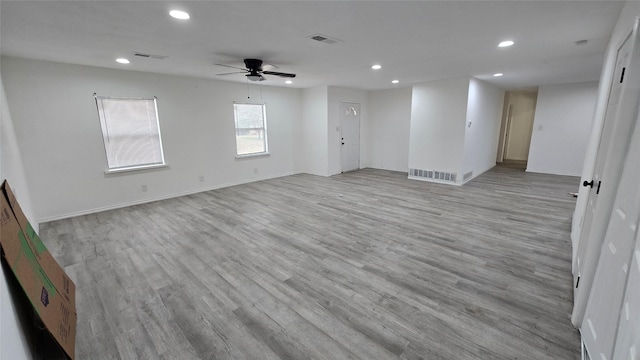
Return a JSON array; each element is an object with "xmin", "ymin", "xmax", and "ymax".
[
  {"xmin": 199, "ymin": 176, "xmax": 204, "ymax": 182},
  {"xmin": 141, "ymin": 185, "xmax": 148, "ymax": 192}
]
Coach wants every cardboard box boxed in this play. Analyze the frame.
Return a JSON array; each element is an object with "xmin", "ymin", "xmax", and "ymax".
[{"xmin": 0, "ymin": 180, "xmax": 76, "ymax": 359}]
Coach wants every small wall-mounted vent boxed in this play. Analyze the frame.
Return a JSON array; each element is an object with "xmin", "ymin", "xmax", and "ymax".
[
  {"xmin": 309, "ymin": 34, "xmax": 339, "ymax": 44},
  {"xmin": 134, "ymin": 52, "xmax": 169, "ymax": 60},
  {"xmin": 409, "ymin": 168, "xmax": 457, "ymax": 183},
  {"xmin": 463, "ymin": 171, "xmax": 473, "ymax": 182}
]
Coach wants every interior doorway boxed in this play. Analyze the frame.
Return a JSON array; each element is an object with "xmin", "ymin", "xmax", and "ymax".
[{"xmin": 497, "ymin": 90, "xmax": 538, "ymax": 168}]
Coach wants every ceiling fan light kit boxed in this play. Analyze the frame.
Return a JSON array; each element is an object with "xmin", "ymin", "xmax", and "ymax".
[{"xmin": 246, "ymin": 73, "xmax": 265, "ymax": 81}]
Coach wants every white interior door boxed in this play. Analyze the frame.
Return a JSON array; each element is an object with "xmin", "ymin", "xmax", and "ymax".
[
  {"xmin": 612, "ymin": 228, "xmax": 640, "ymax": 360},
  {"xmin": 340, "ymin": 102, "xmax": 360, "ymax": 173},
  {"xmin": 573, "ymin": 21, "xmax": 640, "ymax": 326},
  {"xmin": 582, "ymin": 101, "xmax": 640, "ymax": 359},
  {"xmin": 504, "ymin": 91, "xmax": 537, "ymax": 161}
]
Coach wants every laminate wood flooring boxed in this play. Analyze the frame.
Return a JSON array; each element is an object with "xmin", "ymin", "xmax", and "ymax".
[{"xmin": 40, "ymin": 166, "xmax": 582, "ymax": 359}]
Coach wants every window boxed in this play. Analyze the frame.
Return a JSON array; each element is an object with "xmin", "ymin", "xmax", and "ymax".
[
  {"xmin": 95, "ymin": 96, "xmax": 165, "ymax": 172},
  {"xmin": 233, "ymin": 103, "xmax": 268, "ymax": 157}
]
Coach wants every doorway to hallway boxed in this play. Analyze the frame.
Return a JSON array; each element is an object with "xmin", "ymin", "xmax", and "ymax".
[{"xmin": 497, "ymin": 90, "xmax": 538, "ymax": 169}]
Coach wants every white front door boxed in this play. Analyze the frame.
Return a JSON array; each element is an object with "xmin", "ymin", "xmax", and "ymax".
[
  {"xmin": 573, "ymin": 20, "xmax": 640, "ymax": 326},
  {"xmin": 340, "ymin": 102, "xmax": 360, "ymax": 173}
]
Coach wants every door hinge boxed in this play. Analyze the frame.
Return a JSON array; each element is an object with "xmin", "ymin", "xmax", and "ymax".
[
  {"xmin": 576, "ymin": 276, "xmax": 580, "ymax": 288},
  {"xmin": 596, "ymin": 181, "xmax": 602, "ymax": 195},
  {"xmin": 620, "ymin": 67, "xmax": 626, "ymax": 83}
]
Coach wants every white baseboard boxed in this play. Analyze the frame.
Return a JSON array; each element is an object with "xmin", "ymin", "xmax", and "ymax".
[{"xmin": 37, "ymin": 172, "xmax": 299, "ymax": 223}]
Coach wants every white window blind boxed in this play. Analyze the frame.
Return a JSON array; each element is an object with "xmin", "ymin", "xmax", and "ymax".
[
  {"xmin": 233, "ymin": 103, "xmax": 268, "ymax": 156},
  {"xmin": 95, "ymin": 96, "xmax": 165, "ymax": 171}
]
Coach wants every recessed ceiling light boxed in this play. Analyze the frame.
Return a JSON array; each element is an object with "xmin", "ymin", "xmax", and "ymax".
[
  {"xmin": 392, "ymin": 80, "xmax": 399, "ymax": 84},
  {"xmin": 285, "ymin": 80, "xmax": 293, "ymax": 84},
  {"xmin": 116, "ymin": 58, "xmax": 130, "ymax": 64},
  {"xmin": 371, "ymin": 64, "xmax": 382, "ymax": 70},
  {"xmin": 493, "ymin": 73, "xmax": 504, "ymax": 77},
  {"xmin": 169, "ymin": 10, "xmax": 190, "ymax": 20},
  {"xmin": 498, "ymin": 40, "xmax": 514, "ymax": 48}
]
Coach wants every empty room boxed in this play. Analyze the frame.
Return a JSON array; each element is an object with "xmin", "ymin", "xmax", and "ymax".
[{"xmin": 1, "ymin": 1, "xmax": 639, "ymax": 360}]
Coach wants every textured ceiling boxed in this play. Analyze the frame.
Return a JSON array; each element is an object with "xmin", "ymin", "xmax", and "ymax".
[{"xmin": 0, "ymin": 1, "xmax": 624, "ymax": 90}]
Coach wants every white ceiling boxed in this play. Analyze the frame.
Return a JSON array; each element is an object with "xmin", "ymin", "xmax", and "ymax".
[{"xmin": 0, "ymin": 1, "xmax": 624, "ymax": 90}]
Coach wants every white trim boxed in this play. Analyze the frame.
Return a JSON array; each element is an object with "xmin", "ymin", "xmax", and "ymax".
[
  {"xmin": 104, "ymin": 163, "xmax": 169, "ymax": 175},
  {"xmin": 460, "ymin": 163, "xmax": 497, "ymax": 185},
  {"xmin": 235, "ymin": 152, "xmax": 271, "ymax": 160},
  {"xmin": 407, "ymin": 175, "xmax": 463, "ymax": 186},
  {"xmin": 37, "ymin": 172, "xmax": 299, "ymax": 223},
  {"xmin": 95, "ymin": 95, "xmax": 157, "ymax": 101}
]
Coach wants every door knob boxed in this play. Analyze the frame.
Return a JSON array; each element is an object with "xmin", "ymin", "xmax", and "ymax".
[{"xmin": 583, "ymin": 180, "xmax": 594, "ymax": 188}]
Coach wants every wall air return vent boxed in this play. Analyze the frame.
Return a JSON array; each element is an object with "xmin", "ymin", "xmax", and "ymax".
[
  {"xmin": 134, "ymin": 52, "xmax": 169, "ymax": 60},
  {"xmin": 409, "ymin": 168, "xmax": 457, "ymax": 184},
  {"xmin": 309, "ymin": 34, "xmax": 340, "ymax": 44},
  {"xmin": 463, "ymin": 171, "xmax": 473, "ymax": 182}
]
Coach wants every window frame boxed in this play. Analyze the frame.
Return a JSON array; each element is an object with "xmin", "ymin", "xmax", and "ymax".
[
  {"xmin": 232, "ymin": 103, "xmax": 270, "ymax": 158},
  {"xmin": 95, "ymin": 95, "xmax": 167, "ymax": 174}
]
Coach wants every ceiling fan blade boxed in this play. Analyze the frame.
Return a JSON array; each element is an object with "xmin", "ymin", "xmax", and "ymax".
[
  {"xmin": 262, "ymin": 71, "xmax": 296, "ymax": 78},
  {"xmin": 214, "ymin": 63, "xmax": 247, "ymax": 71},
  {"xmin": 216, "ymin": 71, "xmax": 247, "ymax": 76}
]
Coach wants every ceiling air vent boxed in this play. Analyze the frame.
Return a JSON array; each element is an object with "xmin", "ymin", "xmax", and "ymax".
[
  {"xmin": 134, "ymin": 52, "xmax": 169, "ymax": 60},
  {"xmin": 309, "ymin": 34, "xmax": 339, "ymax": 44}
]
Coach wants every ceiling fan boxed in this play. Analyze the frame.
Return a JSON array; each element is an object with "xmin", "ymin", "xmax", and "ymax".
[{"xmin": 215, "ymin": 59, "xmax": 296, "ymax": 81}]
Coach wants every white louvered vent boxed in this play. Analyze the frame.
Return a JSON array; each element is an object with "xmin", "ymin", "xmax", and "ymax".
[
  {"xmin": 409, "ymin": 168, "xmax": 457, "ymax": 183},
  {"xmin": 308, "ymin": 34, "xmax": 340, "ymax": 44},
  {"xmin": 463, "ymin": 171, "xmax": 473, "ymax": 182},
  {"xmin": 134, "ymin": 52, "xmax": 169, "ymax": 60}
]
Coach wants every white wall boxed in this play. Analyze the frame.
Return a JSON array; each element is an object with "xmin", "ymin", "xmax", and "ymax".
[
  {"xmin": 528, "ymin": 82, "xmax": 598, "ymax": 176},
  {"xmin": 368, "ymin": 87, "xmax": 412, "ymax": 172},
  {"xmin": 327, "ymin": 87, "xmax": 368, "ymax": 175},
  {"xmin": 0, "ymin": 267, "xmax": 30, "ymax": 360},
  {"xmin": 301, "ymin": 86, "xmax": 328, "ymax": 176},
  {"xmin": 409, "ymin": 78, "xmax": 469, "ymax": 180},
  {"xmin": 462, "ymin": 78, "xmax": 504, "ymax": 181},
  {"xmin": 1, "ymin": 57, "xmax": 302, "ymax": 222},
  {"xmin": 0, "ymin": 66, "xmax": 32, "ymax": 360}
]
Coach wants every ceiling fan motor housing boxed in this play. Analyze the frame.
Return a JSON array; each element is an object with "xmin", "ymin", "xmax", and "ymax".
[{"xmin": 244, "ymin": 59, "xmax": 263, "ymax": 71}]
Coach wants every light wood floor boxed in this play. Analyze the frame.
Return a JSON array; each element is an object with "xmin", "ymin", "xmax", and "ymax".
[{"xmin": 40, "ymin": 166, "xmax": 582, "ymax": 360}]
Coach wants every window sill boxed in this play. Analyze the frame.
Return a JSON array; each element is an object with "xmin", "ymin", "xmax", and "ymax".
[
  {"xmin": 104, "ymin": 163, "xmax": 169, "ymax": 175},
  {"xmin": 235, "ymin": 152, "xmax": 271, "ymax": 160}
]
